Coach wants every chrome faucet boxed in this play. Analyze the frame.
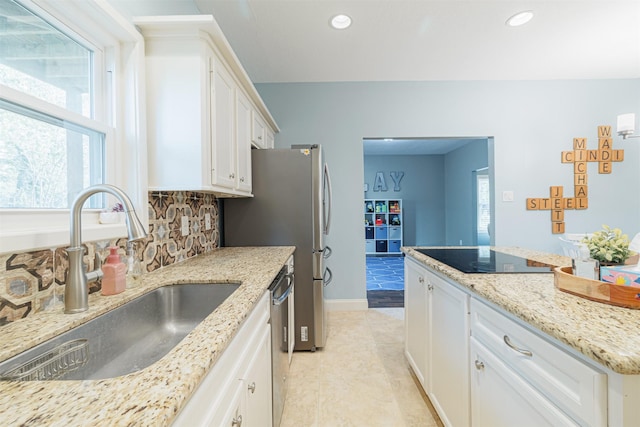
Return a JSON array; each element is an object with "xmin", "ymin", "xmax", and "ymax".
[{"xmin": 65, "ymin": 184, "xmax": 147, "ymax": 314}]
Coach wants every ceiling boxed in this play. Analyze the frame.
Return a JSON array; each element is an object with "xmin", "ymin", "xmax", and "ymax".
[
  {"xmin": 112, "ymin": 0, "xmax": 640, "ymax": 83},
  {"xmin": 109, "ymin": 1, "xmax": 639, "ymax": 155}
]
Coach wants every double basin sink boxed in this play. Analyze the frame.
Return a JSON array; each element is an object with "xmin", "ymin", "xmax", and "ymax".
[{"xmin": 0, "ymin": 283, "xmax": 239, "ymax": 381}]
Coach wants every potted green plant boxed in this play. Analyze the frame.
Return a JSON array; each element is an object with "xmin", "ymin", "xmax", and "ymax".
[{"xmin": 581, "ymin": 225, "xmax": 634, "ymax": 265}]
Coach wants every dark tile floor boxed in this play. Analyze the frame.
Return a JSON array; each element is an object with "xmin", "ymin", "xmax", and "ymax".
[{"xmin": 366, "ymin": 256, "xmax": 404, "ymax": 291}]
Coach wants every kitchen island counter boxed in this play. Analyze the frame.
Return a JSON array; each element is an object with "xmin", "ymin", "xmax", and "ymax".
[
  {"xmin": 403, "ymin": 246, "xmax": 640, "ymax": 375},
  {"xmin": 0, "ymin": 246, "xmax": 295, "ymax": 426}
]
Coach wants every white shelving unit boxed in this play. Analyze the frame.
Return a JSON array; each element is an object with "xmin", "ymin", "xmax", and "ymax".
[{"xmin": 364, "ymin": 199, "xmax": 403, "ymax": 255}]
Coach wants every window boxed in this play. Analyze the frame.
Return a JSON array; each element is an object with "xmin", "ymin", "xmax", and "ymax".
[
  {"xmin": 0, "ymin": 0, "xmax": 108, "ymax": 209},
  {"xmin": 0, "ymin": 0, "xmax": 147, "ymax": 253},
  {"xmin": 476, "ymin": 169, "xmax": 490, "ymax": 245}
]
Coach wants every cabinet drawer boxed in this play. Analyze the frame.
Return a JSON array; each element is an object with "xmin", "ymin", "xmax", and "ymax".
[{"xmin": 470, "ymin": 299, "xmax": 607, "ymax": 427}]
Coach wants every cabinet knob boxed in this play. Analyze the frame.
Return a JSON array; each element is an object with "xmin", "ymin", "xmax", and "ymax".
[
  {"xmin": 258, "ymin": 135, "xmax": 263, "ymax": 140},
  {"xmin": 474, "ymin": 360, "xmax": 485, "ymax": 370},
  {"xmin": 240, "ymin": 177, "xmax": 245, "ymax": 183},
  {"xmin": 231, "ymin": 414, "xmax": 243, "ymax": 426},
  {"xmin": 248, "ymin": 382, "xmax": 256, "ymax": 393},
  {"xmin": 427, "ymin": 283, "xmax": 433, "ymax": 291},
  {"xmin": 418, "ymin": 276, "xmax": 424, "ymax": 284},
  {"xmin": 229, "ymin": 173, "xmax": 235, "ymax": 179}
]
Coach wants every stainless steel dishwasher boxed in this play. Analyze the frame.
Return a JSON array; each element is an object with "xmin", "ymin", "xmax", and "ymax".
[{"xmin": 269, "ymin": 261, "xmax": 294, "ymax": 427}]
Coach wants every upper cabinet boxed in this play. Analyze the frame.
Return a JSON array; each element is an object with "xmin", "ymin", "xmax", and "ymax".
[{"xmin": 135, "ymin": 15, "xmax": 279, "ymax": 197}]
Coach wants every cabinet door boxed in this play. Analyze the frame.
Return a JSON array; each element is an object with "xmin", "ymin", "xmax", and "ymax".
[
  {"xmin": 242, "ymin": 325, "xmax": 272, "ymax": 427},
  {"xmin": 235, "ymin": 90, "xmax": 252, "ymax": 193},
  {"xmin": 208, "ymin": 378, "xmax": 246, "ymax": 427},
  {"xmin": 265, "ymin": 128, "xmax": 275, "ymax": 149},
  {"xmin": 470, "ymin": 337, "xmax": 579, "ymax": 427},
  {"xmin": 404, "ymin": 258, "xmax": 428, "ymax": 387},
  {"xmin": 251, "ymin": 111, "xmax": 266, "ymax": 148},
  {"xmin": 211, "ymin": 58, "xmax": 236, "ymax": 189},
  {"xmin": 428, "ymin": 272, "xmax": 470, "ymax": 427}
]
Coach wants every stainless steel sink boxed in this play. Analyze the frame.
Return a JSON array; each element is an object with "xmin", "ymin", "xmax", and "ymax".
[{"xmin": 0, "ymin": 283, "xmax": 239, "ymax": 381}]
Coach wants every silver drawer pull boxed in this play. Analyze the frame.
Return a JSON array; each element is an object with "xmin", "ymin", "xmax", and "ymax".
[
  {"xmin": 474, "ymin": 360, "xmax": 485, "ymax": 370},
  {"xmin": 232, "ymin": 415, "xmax": 242, "ymax": 426},
  {"xmin": 248, "ymin": 382, "xmax": 256, "ymax": 393},
  {"xmin": 504, "ymin": 335, "xmax": 533, "ymax": 357}
]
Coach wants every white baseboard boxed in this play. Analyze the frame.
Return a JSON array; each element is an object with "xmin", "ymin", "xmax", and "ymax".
[{"xmin": 325, "ymin": 299, "xmax": 369, "ymax": 311}]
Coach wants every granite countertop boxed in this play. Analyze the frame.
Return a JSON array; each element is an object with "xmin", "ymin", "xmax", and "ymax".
[
  {"xmin": 0, "ymin": 246, "xmax": 295, "ymax": 427},
  {"xmin": 403, "ymin": 246, "xmax": 640, "ymax": 375}
]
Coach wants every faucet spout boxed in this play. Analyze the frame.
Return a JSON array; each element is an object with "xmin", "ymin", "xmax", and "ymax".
[{"xmin": 65, "ymin": 184, "xmax": 147, "ymax": 314}]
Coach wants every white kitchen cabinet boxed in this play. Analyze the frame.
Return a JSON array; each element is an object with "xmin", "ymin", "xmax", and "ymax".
[
  {"xmin": 172, "ymin": 292, "xmax": 272, "ymax": 426},
  {"xmin": 234, "ymin": 89, "xmax": 253, "ymax": 193},
  {"xmin": 427, "ymin": 270, "xmax": 470, "ymax": 427},
  {"xmin": 470, "ymin": 337, "xmax": 580, "ymax": 427},
  {"xmin": 470, "ymin": 298, "xmax": 606, "ymax": 427},
  {"xmin": 251, "ymin": 111, "xmax": 266, "ymax": 148},
  {"xmin": 135, "ymin": 16, "xmax": 278, "ymax": 197},
  {"xmin": 210, "ymin": 56, "xmax": 237, "ymax": 191},
  {"xmin": 242, "ymin": 323, "xmax": 272, "ymax": 426},
  {"xmin": 404, "ymin": 257, "xmax": 470, "ymax": 427},
  {"xmin": 404, "ymin": 257, "xmax": 428, "ymax": 386},
  {"xmin": 265, "ymin": 128, "xmax": 275, "ymax": 149}
]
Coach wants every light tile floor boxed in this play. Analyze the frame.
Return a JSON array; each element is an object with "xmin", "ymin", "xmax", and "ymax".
[{"xmin": 280, "ymin": 308, "xmax": 441, "ymax": 427}]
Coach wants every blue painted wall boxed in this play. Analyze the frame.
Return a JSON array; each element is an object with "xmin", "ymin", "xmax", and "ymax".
[
  {"xmin": 364, "ymin": 154, "xmax": 446, "ymax": 246},
  {"xmin": 444, "ymin": 141, "xmax": 490, "ymax": 245},
  {"xmin": 257, "ymin": 79, "xmax": 640, "ymax": 301}
]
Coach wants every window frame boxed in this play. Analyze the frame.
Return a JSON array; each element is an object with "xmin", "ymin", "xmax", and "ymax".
[{"xmin": 0, "ymin": 0, "xmax": 148, "ymax": 254}]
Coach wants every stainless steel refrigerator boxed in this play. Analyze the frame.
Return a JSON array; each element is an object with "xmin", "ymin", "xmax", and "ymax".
[{"xmin": 223, "ymin": 145, "xmax": 333, "ymax": 351}]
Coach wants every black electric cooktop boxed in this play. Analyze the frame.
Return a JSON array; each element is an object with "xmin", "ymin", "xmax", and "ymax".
[{"xmin": 416, "ymin": 248, "xmax": 555, "ymax": 274}]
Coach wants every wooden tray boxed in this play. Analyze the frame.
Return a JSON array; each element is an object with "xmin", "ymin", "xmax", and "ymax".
[{"xmin": 554, "ymin": 266, "xmax": 640, "ymax": 309}]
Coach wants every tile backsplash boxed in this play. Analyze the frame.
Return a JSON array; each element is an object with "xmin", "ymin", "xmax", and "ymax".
[{"xmin": 0, "ymin": 191, "xmax": 220, "ymax": 326}]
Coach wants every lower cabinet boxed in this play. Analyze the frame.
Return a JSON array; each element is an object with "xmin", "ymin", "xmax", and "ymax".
[
  {"xmin": 470, "ymin": 337, "xmax": 580, "ymax": 427},
  {"xmin": 470, "ymin": 298, "xmax": 606, "ymax": 427},
  {"xmin": 404, "ymin": 257, "xmax": 428, "ymax": 385},
  {"xmin": 173, "ymin": 292, "xmax": 272, "ymax": 426},
  {"xmin": 404, "ymin": 257, "xmax": 607, "ymax": 427},
  {"xmin": 404, "ymin": 257, "xmax": 470, "ymax": 427},
  {"xmin": 428, "ymin": 271, "xmax": 470, "ymax": 427}
]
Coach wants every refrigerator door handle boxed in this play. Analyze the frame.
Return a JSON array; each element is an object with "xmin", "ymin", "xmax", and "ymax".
[
  {"xmin": 323, "ymin": 163, "xmax": 332, "ymax": 235},
  {"xmin": 323, "ymin": 246, "xmax": 332, "ymax": 259},
  {"xmin": 323, "ymin": 267, "xmax": 333, "ymax": 287}
]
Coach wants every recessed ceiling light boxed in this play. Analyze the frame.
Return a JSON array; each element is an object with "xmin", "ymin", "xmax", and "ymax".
[
  {"xmin": 330, "ymin": 14, "xmax": 352, "ymax": 30},
  {"xmin": 506, "ymin": 10, "xmax": 534, "ymax": 27}
]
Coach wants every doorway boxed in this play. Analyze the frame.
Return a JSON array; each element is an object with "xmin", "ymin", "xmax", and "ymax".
[{"xmin": 363, "ymin": 137, "xmax": 492, "ymax": 308}]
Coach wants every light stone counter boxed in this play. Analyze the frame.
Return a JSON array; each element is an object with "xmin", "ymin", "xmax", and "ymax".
[
  {"xmin": 403, "ymin": 246, "xmax": 640, "ymax": 375},
  {"xmin": 0, "ymin": 246, "xmax": 295, "ymax": 427}
]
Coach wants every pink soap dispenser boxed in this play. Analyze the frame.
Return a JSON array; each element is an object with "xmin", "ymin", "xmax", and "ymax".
[{"xmin": 101, "ymin": 246, "xmax": 126, "ymax": 295}]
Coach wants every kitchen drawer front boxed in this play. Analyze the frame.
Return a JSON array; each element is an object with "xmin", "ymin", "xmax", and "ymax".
[{"xmin": 470, "ymin": 298, "xmax": 607, "ymax": 427}]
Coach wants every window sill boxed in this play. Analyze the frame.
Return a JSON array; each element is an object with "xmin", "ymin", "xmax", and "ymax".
[{"xmin": 0, "ymin": 220, "xmax": 127, "ymax": 255}]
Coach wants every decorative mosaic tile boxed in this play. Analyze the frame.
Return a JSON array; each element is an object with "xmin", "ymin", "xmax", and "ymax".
[
  {"xmin": 0, "ymin": 190, "xmax": 221, "ymax": 326},
  {"xmin": 0, "ymin": 250, "xmax": 54, "ymax": 322}
]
